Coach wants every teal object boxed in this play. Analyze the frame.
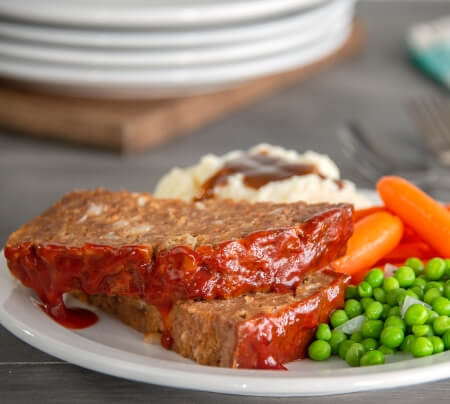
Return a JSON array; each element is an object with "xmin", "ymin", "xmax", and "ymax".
[{"xmin": 407, "ymin": 17, "xmax": 450, "ymax": 90}]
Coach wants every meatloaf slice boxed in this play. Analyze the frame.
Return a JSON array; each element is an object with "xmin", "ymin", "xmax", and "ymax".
[
  {"xmin": 75, "ymin": 269, "xmax": 349, "ymax": 369},
  {"xmin": 5, "ymin": 189, "xmax": 353, "ymax": 328}
]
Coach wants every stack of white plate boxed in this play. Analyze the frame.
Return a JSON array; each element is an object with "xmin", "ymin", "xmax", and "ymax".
[{"xmin": 0, "ymin": 0, "xmax": 356, "ymax": 98}]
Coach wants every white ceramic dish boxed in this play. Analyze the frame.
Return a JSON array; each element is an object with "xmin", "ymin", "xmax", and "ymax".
[
  {"xmin": 0, "ymin": 0, "xmax": 326, "ymax": 27},
  {"xmin": 1, "ymin": 189, "xmax": 449, "ymax": 396},
  {"xmin": 0, "ymin": 16, "xmax": 351, "ymax": 67},
  {"xmin": 0, "ymin": 0, "xmax": 351, "ymax": 48},
  {"xmin": 0, "ymin": 21, "xmax": 351, "ymax": 98}
]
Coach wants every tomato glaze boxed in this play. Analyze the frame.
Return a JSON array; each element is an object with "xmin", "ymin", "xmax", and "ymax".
[
  {"xmin": 232, "ymin": 270, "xmax": 348, "ymax": 369},
  {"xmin": 4, "ymin": 208, "xmax": 352, "ymax": 352}
]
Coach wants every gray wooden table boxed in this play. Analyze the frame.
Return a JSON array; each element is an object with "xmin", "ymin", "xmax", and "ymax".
[{"xmin": 2, "ymin": 1, "xmax": 450, "ymax": 402}]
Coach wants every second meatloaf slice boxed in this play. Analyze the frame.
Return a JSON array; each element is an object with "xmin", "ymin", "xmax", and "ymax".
[{"xmin": 77, "ymin": 269, "xmax": 349, "ymax": 369}]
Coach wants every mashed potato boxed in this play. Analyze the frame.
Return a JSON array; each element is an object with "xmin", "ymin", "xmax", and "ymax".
[{"xmin": 154, "ymin": 144, "xmax": 371, "ymax": 208}]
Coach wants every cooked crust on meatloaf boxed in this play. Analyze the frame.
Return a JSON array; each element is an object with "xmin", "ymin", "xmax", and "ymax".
[
  {"xmin": 74, "ymin": 269, "xmax": 349, "ymax": 369},
  {"xmin": 6, "ymin": 188, "xmax": 352, "ymax": 250}
]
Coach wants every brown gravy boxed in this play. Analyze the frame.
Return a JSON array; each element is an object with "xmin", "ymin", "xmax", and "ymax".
[{"xmin": 197, "ymin": 152, "xmax": 342, "ymax": 200}]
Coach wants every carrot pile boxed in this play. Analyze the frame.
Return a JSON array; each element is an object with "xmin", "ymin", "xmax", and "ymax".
[{"xmin": 332, "ymin": 176, "xmax": 450, "ymax": 282}]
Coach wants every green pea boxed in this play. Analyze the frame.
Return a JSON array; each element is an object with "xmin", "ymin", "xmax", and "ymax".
[
  {"xmin": 381, "ymin": 304, "xmax": 391, "ymax": 320},
  {"xmin": 405, "ymin": 257, "xmax": 424, "ymax": 276},
  {"xmin": 365, "ymin": 301, "xmax": 384, "ymax": 320},
  {"xmin": 395, "ymin": 266, "xmax": 416, "ymax": 288},
  {"xmin": 344, "ymin": 299, "xmax": 363, "ymax": 319},
  {"xmin": 383, "ymin": 277, "xmax": 399, "ymax": 293},
  {"xmin": 426, "ymin": 310, "xmax": 440, "ymax": 325},
  {"xmin": 443, "ymin": 330, "xmax": 450, "ymax": 350},
  {"xmin": 388, "ymin": 306, "xmax": 401, "ymax": 317},
  {"xmin": 412, "ymin": 324, "xmax": 434, "ymax": 337},
  {"xmin": 379, "ymin": 345, "xmax": 395, "ymax": 355},
  {"xmin": 445, "ymin": 281, "xmax": 450, "ymax": 299},
  {"xmin": 426, "ymin": 258, "xmax": 446, "ymax": 281},
  {"xmin": 360, "ymin": 297, "xmax": 375, "ymax": 310},
  {"xmin": 404, "ymin": 304, "xmax": 429, "ymax": 326},
  {"xmin": 380, "ymin": 327, "xmax": 404, "ymax": 348},
  {"xmin": 432, "ymin": 316, "xmax": 450, "ymax": 336},
  {"xmin": 425, "ymin": 281, "xmax": 444, "ymax": 293},
  {"xmin": 412, "ymin": 277, "xmax": 427, "ymax": 290},
  {"xmin": 345, "ymin": 285, "xmax": 358, "ymax": 300},
  {"xmin": 330, "ymin": 310, "xmax": 348, "ymax": 328},
  {"xmin": 397, "ymin": 289, "xmax": 419, "ymax": 306},
  {"xmin": 362, "ymin": 338, "xmax": 378, "ymax": 352},
  {"xmin": 429, "ymin": 336, "xmax": 445, "ymax": 354},
  {"xmin": 329, "ymin": 330, "xmax": 347, "ymax": 354},
  {"xmin": 410, "ymin": 286, "xmax": 424, "ymax": 300},
  {"xmin": 365, "ymin": 268, "xmax": 384, "ymax": 288},
  {"xmin": 350, "ymin": 331, "xmax": 363, "ymax": 343},
  {"xmin": 315, "ymin": 323, "xmax": 332, "ymax": 341},
  {"xmin": 338, "ymin": 340, "xmax": 354, "ymax": 359},
  {"xmin": 401, "ymin": 335, "xmax": 416, "ymax": 352},
  {"xmin": 308, "ymin": 340, "xmax": 331, "ymax": 361},
  {"xmin": 445, "ymin": 259, "xmax": 450, "ymax": 278},
  {"xmin": 358, "ymin": 281, "xmax": 373, "ymax": 298},
  {"xmin": 360, "ymin": 350, "xmax": 385, "ymax": 366},
  {"xmin": 345, "ymin": 343, "xmax": 365, "ymax": 367},
  {"xmin": 411, "ymin": 336, "xmax": 434, "ymax": 357},
  {"xmin": 432, "ymin": 296, "xmax": 450, "ymax": 316},
  {"xmin": 384, "ymin": 315, "xmax": 406, "ymax": 331},
  {"xmin": 424, "ymin": 288, "xmax": 442, "ymax": 305},
  {"xmin": 386, "ymin": 288, "xmax": 404, "ymax": 307},
  {"xmin": 361, "ymin": 320, "xmax": 384, "ymax": 339},
  {"xmin": 373, "ymin": 287, "xmax": 386, "ymax": 303}
]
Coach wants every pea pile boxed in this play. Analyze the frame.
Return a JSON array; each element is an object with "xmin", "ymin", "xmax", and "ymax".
[{"xmin": 308, "ymin": 257, "xmax": 450, "ymax": 366}]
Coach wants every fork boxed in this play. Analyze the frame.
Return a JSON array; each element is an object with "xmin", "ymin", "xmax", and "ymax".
[
  {"xmin": 338, "ymin": 122, "xmax": 450, "ymax": 198},
  {"xmin": 339, "ymin": 122, "xmax": 437, "ymax": 184},
  {"xmin": 408, "ymin": 98, "xmax": 450, "ymax": 166}
]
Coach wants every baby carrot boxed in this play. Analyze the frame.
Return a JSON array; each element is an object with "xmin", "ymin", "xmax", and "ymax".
[
  {"xmin": 377, "ymin": 176, "xmax": 450, "ymax": 257},
  {"xmin": 332, "ymin": 211, "xmax": 404, "ymax": 275},
  {"xmin": 353, "ymin": 206, "xmax": 385, "ymax": 222}
]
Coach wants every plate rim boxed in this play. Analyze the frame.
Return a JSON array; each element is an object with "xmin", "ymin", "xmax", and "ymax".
[
  {"xmin": 0, "ymin": 0, "xmax": 352, "ymax": 48},
  {"xmin": 0, "ymin": 21, "xmax": 351, "ymax": 89},
  {"xmin": 0, "ymin": 14, "xmax": 351, "ymax": 67},
  {"xmin": 0, "ymin": 0, "xmax": 326, "ymax": 27}
]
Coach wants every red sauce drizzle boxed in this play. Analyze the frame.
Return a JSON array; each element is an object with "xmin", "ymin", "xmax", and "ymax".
[
  {"xmin": 197, "ymin": 152, "xmax": 343, "ymax": 200},
  {"xmin": 232, "ymin": 271, "xmax": 348, "ymax": 369},
  {"xmin": 40, "ymin": 301, "xmax": 98, "ymax": 329}
]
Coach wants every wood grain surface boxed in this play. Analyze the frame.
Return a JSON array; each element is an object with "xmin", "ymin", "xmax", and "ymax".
[{"xmin": 1, "ymin": 2, "xmax": 450, "ymax": 403}]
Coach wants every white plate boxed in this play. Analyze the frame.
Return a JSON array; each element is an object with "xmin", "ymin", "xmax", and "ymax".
[
  {"xmin": 0, "ymin": 0, "xmax": 350, "ymax": 48},
  {"xmin": 0, "ymin": 0, "xmax": 326, "ymax": 27},
  {"xmin": 0, "ymin": 13, "xmax": 352, "ymax": 67},
  {"xmin": 0, "ymin": 21, "xmax": 352, "ymax": 98},
  {"xmin": 1, "ymin": 226, "xmax": 450, "ymax": 396}
]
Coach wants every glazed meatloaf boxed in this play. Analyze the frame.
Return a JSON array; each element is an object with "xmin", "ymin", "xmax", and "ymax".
[
  {"xmin": 75, "ymin": 269, "xmax": 349, "ymax": 369},
  {"xmin": 5, "ymin": 189, "xmax": 353, "ymax": 367}
]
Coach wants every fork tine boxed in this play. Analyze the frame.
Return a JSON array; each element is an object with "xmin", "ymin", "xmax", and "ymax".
[
  {"xmin": 338, "ymin": 126, "xmax": 387, "ymax": 183},
  {"xmin": 409, "ymin": 100, "xmax": 442, "ymax": 150},
  {"xmin": 408, "ymin": 98, "xmax": 450, "ymax": 165},
  {"xmin": 432, "ymin": 98, "xmax": 450, "ymax": 164}
]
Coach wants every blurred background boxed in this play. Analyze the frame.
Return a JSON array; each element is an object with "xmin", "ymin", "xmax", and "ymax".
[{"xmin": 0, "ymin": 0, "xmax": 449, "ymax": 243}]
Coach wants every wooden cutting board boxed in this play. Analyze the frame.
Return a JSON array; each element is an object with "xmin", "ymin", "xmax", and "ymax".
[{"xmin": 0, "ymin": 22, "xmax": 363, "ymax": 154}]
